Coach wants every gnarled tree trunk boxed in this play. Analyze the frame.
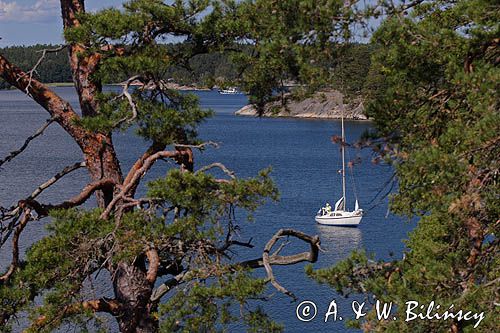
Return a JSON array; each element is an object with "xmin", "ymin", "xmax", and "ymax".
[
  {"xmin": 0, "ymin": 54, "xmax": 122, "ymax": 206},
  {"xmin": 60, "ymin": 0, "xmax": 123, "ymax": 205},
  {"xmin": 114, "ymin": 263, "xmax": 158, "ymax": 333},
  {"xmin": 0, "ymin": 2, "xmax": 147, "ymax": 331}
]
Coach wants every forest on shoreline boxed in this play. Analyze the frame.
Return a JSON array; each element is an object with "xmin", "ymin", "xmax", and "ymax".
[{"xmin": 0, "ymin": 43, "xmax": 375, "ymax": 97}]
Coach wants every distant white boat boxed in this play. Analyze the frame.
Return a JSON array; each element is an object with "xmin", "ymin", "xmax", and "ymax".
[
  {"xmin": 315, "ymin": 101, "xmax": 363, "ymax": 226},
  {"xmin": 218, "ymin": 87, "xmax": 240, "ymax": 94}
]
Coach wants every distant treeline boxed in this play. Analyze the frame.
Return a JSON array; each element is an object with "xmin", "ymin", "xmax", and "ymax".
[
  {"xmin": 0, "ymin": 43, "xmax": 375, "ymax": 95},
  {"xmin": 0, "ymin": 45, "xmax": 72, "ymax": 89},
  {"xmin": 0, "ymin": 44, "xmax": 242, "ymax": 89}
]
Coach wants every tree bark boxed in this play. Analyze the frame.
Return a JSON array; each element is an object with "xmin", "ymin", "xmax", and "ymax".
[
  {"xmin": 60, "ymin": 0, "xmax": 123, "ymax": 205},
  {"xmin": 114, "ymin": 263, "xmax": 158, "ymax": 333},
  {"xmin": 61, "ymin": 0, "xmax": 103, "ymax": 118},
  {"xmin": 59, "ymin": 3, "xmax": 155, "ymax": 331},
  {"xmin": 0, "ymin": 54, "xmax": 122, "ymax": 206}
]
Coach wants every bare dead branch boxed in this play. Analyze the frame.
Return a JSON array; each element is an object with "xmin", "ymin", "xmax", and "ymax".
[
  {"xmin": 20, "ymin": 45, "xmax": 68, "ymax": 96},
  {"xmin": 1, "ymin": 162, "xmax": 84, "ymax": 220},
  {"xmin": 214, "ymin": 179, "xmax": 232, "ymax": 184},
  {"xmin": 149, "ymin": 230, "xmax": 320, "ymax": 303},
  {"xmin": 119, "ymin": 197, "xmax": 160, "ymax": 211},
  {"xmin": 0, "ymin": 213, "xmax": 20, "ymax": 248},
  {"xmin": 0, "ymin": 208, "xmax": 31, "ymax": 284},
  {"xmin": 21, "ymin": 178, "xmax": 116, "ymax": 217},
  {"xmin": 150, "ymin": 272, "xmax": 186, "ymax": 303},
  {"xmin": 27, "ymin": 162, "xmax": 86, "ymax": 201},
  {"xmin": 114, "ymin": 75, "xmax": 144, "ymax": 127},
  {"xmin": 238, "ymin": 229, "xmax": 321, "ymax": 300},
  {"xmin": 217, "ymin": 238, "xmax": 254, "ymax": 253},
  {"xmin": 0, "ymin": 162, "xmax": 85, "ymax": 249},
  {"xmin": 173, "ymin": 141, "xmax": 219, "ymax": 150},
  {"xmin": 239, "ymin": 229, "xmax": 320, "ymax": 268},
  {"xmin": 197, "ymin": 162, "xmax": 236, "ymax": 179},
  {"xmin": 272, "ymin": 239, "xmax": 291, "ymax": 256},
  {"xmin": 0, "ymin": 117, "xmax": 57, "ymax": 168},
  {"xmin": 398, "ymin": 0, "xmax": 427, "ymax": 12}
]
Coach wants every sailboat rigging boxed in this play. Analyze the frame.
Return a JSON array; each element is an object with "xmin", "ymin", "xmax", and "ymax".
[{"xmin": 315, "ymin": 101, "xmax": 363, "ymax": 226}]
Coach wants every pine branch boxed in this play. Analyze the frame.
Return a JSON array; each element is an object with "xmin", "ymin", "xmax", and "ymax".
[{"xmin": 114, "ymin": 75, "xmax": 144, "ymax": 128}]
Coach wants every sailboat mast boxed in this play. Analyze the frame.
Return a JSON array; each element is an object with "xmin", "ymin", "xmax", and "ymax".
[{"xmin": 341, "ymin": 101, "xmax": 346, "ymax": 210}]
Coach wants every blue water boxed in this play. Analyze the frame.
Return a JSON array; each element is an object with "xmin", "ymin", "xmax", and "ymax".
[{"xmin": 0, "ymin": 87, "xmax": 414, "ymax": 332}]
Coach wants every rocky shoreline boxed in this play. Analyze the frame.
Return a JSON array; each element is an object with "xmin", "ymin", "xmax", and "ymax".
[
  {"xmin": 118, "ymin": 79, "xmax": 211, "ymax": 91},
  {"xmin": 235, "ymin": 90, "xmax": 368, "ymax": 120}
]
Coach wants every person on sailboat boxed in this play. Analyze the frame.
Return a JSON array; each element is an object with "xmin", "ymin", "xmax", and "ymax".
[{"xmin": 325, "ymin": 203, "xmax": 332, "ymax": 213}]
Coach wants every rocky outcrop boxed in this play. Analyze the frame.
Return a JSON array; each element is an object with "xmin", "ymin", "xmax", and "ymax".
[
  {"xmin": 235, "ymin": 90, "xmax": 368, "ymax": 120},
  {"xmin": 121, "ymin": 79, "xmax": 211, "ymax": 91}
]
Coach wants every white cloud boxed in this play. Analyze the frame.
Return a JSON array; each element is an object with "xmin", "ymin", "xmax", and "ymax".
[{"xmin": 0, "ymin": 0, "xmax": 59, "ymax": 23}]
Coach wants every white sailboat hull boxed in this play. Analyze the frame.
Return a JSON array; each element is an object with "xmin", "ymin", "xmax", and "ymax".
[
  {"xmin": 315, "ymin": 213, "xmax": 362, "ymax": 226},
  {"xmin": 218, "ymin": 87, "xmax": 240, "ymax": 94}
]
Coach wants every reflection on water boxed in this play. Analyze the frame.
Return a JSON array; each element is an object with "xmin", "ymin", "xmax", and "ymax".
[{"xmin": 315, "ymin": 225, "xmax": 362, "ymax": 261}]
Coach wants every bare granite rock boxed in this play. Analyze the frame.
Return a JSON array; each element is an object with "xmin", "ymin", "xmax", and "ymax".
[{"xmin": 235, "ymin": 90, "xmax": 368, "ymax": 120}]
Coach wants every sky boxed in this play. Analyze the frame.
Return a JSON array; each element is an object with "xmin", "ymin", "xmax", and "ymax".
[
  {"xmin": 0, "ymin": 0, "xmax": 125, "ymax": 46},
  {"xmin": 0, "ymin": 0, "xmax": 376, "ymax": 46}
]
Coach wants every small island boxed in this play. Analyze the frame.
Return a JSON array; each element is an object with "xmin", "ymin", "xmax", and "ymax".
[{"xmin": 235, "ymin": 90, "xmax": 368, "ymax": 120}]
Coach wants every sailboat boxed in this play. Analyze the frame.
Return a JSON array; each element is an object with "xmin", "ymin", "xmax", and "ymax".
[
  {"xmin": 218, "ymin": 87, "xmax": 240, "ymax": 94},
  {"xmin": 315, "ymin": 102, "xmax": 363, "ymax": 226}
]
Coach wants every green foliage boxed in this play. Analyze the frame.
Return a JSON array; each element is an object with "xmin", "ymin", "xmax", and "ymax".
[
  {"xmin": 0, "ymin": 209, "xmax": 113, "ymax": 331},
  {"xmin": 147, "ymin": 167, "xmax": 279, "ymax": 227},
  {"xmin": 159, "ymin": 270, "xmax": 282, "ymax": 332},
  {"xmin": 75, "ymin": 88, "xmax": 212, "ymax": 141},
  {"xmin": 0, "ymin": 3, "xmax": 288, "ymax": 329},
  {"xmin": 135, "ymin": 91, "xmax": 212, "ymax": 145},
  {"xmin": 201, "ymin": 0, "xmax": 357, "ymax": 109},
  {"xmin": 309, "ymin": 0, "xmax": 500, "ymax": 332},
  {"xmin": 75, "ymin": 92, "xmax": 132, "ymax": 132},
  {"xmin": 328, "ymin": 43, "xmax": 378, "ymax": 97},
  {"xmin": 6, "ymin": 1, "xmax": 497, "ymax": 332}
]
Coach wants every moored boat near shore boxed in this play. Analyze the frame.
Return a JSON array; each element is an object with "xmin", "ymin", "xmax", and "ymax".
[{"xmin": 218, "ymin": 87, "xmax": 241, "ymax": 94}]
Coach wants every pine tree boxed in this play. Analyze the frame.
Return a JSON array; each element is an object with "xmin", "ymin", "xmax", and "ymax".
[
  {"xmin": 308, "ymin": 1, "xmax": 499, "ymax": 332},
  {"xmin": 0, "ymin": 1, "xmax": 321, "ymax": 331}
]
